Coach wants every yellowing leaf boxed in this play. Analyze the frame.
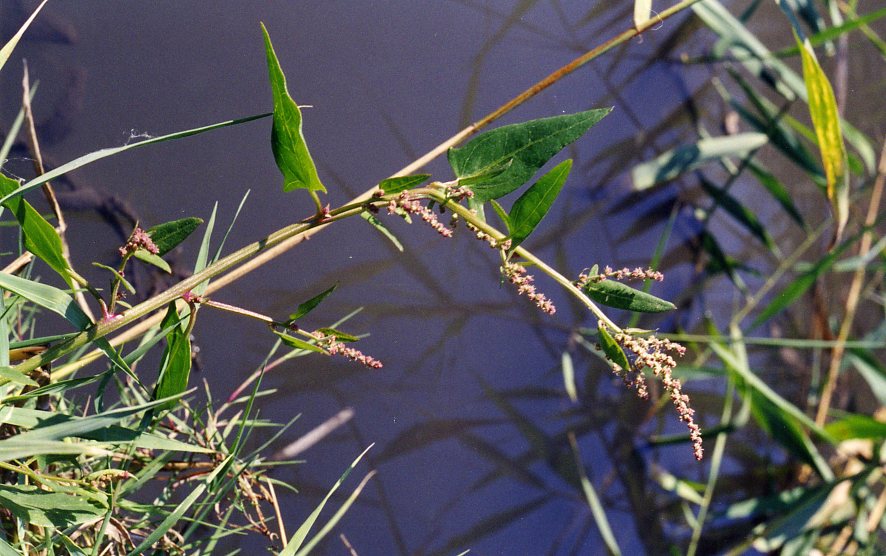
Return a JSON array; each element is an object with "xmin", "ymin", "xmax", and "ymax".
[{"xmin": 796, "ymin": 34, "xmax": 849, "ymax": 248}]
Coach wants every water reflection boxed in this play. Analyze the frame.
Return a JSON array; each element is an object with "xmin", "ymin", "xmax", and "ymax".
[{"xmin": 4, "ymin": 1, "xmax": 882, "ymax": 554}]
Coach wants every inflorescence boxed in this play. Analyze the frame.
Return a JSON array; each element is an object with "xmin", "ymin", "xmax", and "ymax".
[
  {"xmin": 386, "ymin": 192, "xmax": 453, "ymax": 237},
  {"xmin": 502, "ymin": 262, "xmax": 556, "ymax": 315},
  {"xmin": 119, "ymin": 227, "xmax": 159, "ymax": 258},
  {"xmin": 576, "ymin": 265, "xmax": 664, "ymax": 287},
  {"xmin": 600, "ymin": 322, "xmax": 703, "ymax": 461},
  {"xmin": 314, "ymin": 332, "xmax": 383, "ymax": 369}
]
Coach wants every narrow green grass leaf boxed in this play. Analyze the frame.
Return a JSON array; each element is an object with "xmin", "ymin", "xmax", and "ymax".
[
  {"xmin": 274, "ymin": 332, "xmax": 326, "ymax": 354},
  {"xmin": 0, "ymin": 484, "xmax": 106, "ymax": 528},
  {"xmin": 361, "ymin": 212, "xmax": 404, "ymax": 251},
  {"xmin": 583, "ymin": 279, "xmax": 676, "ymax": 313},
  {"xmin": 597, "ymin": 323, "xmax": 631, "ymax": 370},
  {"xmin": 147, "ymin": 217, "xmax": 203, "ymax": 255},
  {"xmin": 796, "ymin": 33, "xmax": 849, "ymax": 248},
  {"xmin": 132, "ymin": 248, "xmax": 172, "ymax": 273},
  {"xmin": 631, "ymin": 133, "xmax": 768, "ymax": 190},
  {"xmin": 153, "ymin": 305, "xmax": 194, "ymax": 410},
  {"xmin": 288, "ymin": 284, "xmax": 338, "ymax": 321},
  {"xmin": 0, "ymin": 439, "xmax": 112, "ymax": 462},
  {"xmin": 699, "ymin": 178, "xmax": 774, "ymax": 250},
  {"xmin": 0, "ymin": 114, "xmax": 269, "ymax": 207},
  {"xmin": 0, "ymin": 272, "xmax": 91, "ymax": 329},
  {"xmin": 747, "ymin": 161, "xmax": 805, "ymax": 227},
  {"xmin": 824, "ymin": 413, "xmax": 886, "ymax": 441},
  {"xmin": 568, "ymin": 433, "xmax": 622, "ymax": 555},
  {"xmin": 0, "ymin": 366, "xmax": 37, "ymax": 387},
  {"xmin": 293, "ymin": 471, "xmax": 376, "ymax": 556},
  {"xmin": 261, "ymin": 23, "xmax": 325, "ymax": 194},
  {"xmin": 448, "ymin": 108, "xmax": 611, "ymax": 202},
  {"xmin": 378, "ymin": 174, "xmax": 431, "ymax": 194},
  {"xmin": 507, "ymin": 159, "xmax": 571, "ymax": 250},
  {"xmin": 0, "ymin": 0, "xmax": 48, "ymax": 74},
  {"xmin": 561, "ymin": 351, "xmax": 577, "ymax": 403},
  {"xmin": 0, "ymin": 174, "xmax": 72, "ymax": 286},
  {"xmin": 192, "ymin": 202, "xmax": 218, "ymax": 296},
  {"xmin": 634, "ymin": 0, "xmax": 652, "ymax": 28},
  {"xmin": 126, "ymin": 455, "xmax": 232, "ymax": 556},
  {"xmin": 847, "ymin": 349, "xmax": 886, "ymax": 406},
  {"xmin": 0, "ymin": 84, "xmax": 37, "ymax": 171},
  {"xmin": 281, "ymin": 444, "xmax": 374, "ymax": 555}
]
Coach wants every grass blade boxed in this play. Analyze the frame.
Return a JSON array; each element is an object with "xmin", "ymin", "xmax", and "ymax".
[{"xmin": 0, "ymin": 0, "xmax": 48, "ymax": 74}]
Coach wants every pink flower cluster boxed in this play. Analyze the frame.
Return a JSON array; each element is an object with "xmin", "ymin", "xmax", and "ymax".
[
  {"xmin": 577, "ymin": 266, "xmax": 664, "ymax": 286},
  {"xmin": 502, "ymin": 262, "xmax": 556, "ymax": 315},
  {"xmin": 387, "ymin": 192, "xmax": 452, "ymax": 237},
  {"xmin": 315, "ymin": 333, "xmax": 383, "ymax": 369},
  {"xmin": 119, "ymin": 227, "xmax": 159, "ymax": 258},
  {"xmin": 602, "ymin": 323, "xmax": 703, "ymax": 461},
  {"xmin": 465, "ymin": 221, "xmax": 511, "ymax": 251}
]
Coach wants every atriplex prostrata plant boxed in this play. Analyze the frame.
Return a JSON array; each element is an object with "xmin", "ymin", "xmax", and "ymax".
[{"xmin": 0, "ymin": 0, "xmax": 882, "ymax": 554}]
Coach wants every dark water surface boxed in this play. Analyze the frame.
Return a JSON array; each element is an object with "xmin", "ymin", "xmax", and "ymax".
[{"xmin": 3, "ymin": 2, "xmax": 884, "ymax": 554}]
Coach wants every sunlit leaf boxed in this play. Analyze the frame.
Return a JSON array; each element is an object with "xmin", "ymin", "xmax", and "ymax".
[
  {"xmin": 0, "ymin": 272, "xmax": 91, "ymax": 329},
  {"xmin": 488, "ymin": 199, "xmax": 511, "ymax": 232},
  {"xmin": 361, "ymin": 212, "xmax": 403, "ymax": 252},
  {"xmin": 316, "ymin": 327, "xmax": 359, "ymax": 342},
  {"xmin": 0, "ymin": 0, "xmax": 48, "ymax": 74},
  {"xmin": 0, "ymin": 484, "xmax": 106, "ymax": 528},
  {"xmin": 824, "ymin": 413, "xmax": 886, "ymax": 441},
  {"xmin": 796, "ymin": 33, "xmax": 849, "ymax": 248},
  {"xmin": 634, "ymin": 0, "xmax": 652, "ymax": 28},
  {"xmin": 583, "ymin": 280, "xmax": 675, "ymax": 313},
  {"xmin": 0, "ymin": 115, "xmax": 269, "ymax": 207},
  {"xmin": 507, "ymin": 159, "xmax": 571, "ymax": 250},
  {"xmin": 378, "ymin": 174, "xmax": 430, "ymax": 194},
  {"xmin": 0, "ymin": 174, "xmax": 72, "ymax": 286},
  {"xmin": 147, "ymin": 217, "xmax": 203, "ymax": 255},
  {"xmin": 561, "ymin": 351, "xmax": 577, "ymax": 403},
  {"xmin": 631, "ymin": 133, "xmax": 768, "ymax": 190},
  {"xmin": 448, "ymin": 108, "xmax": 610, "ymax": 202},
  {"xmin": 153, "ymin": 304, "xmax": 193, "ymax": 410},
  {"xmin": 132, "ymin": 249, "xmax": 172, "ymax": 273},
  {"xmin": 281, "ymin": 445, "xmax": 373, "ymax": 555},
  {"xmin": 261, "ymin": 23, "xmax": 325, "ymax": 194},
  {"xmin": 288, "ymin": 284, "xmax": 337, "ymax": 322}
]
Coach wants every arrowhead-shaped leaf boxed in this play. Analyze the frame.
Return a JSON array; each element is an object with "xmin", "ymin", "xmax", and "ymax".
[
  {"xmin": 261, "ymin": 23, "xmax": 325, "ymax": 194},
  {"xmin": 507, "ymin": 159, "xmax": 571, "ymax": 250},
  {"xmin": 583, "ymin": 279, "xmax": 675, "ymax": 313},
  {"xmin": 0, "ymin": 174, "xmax": 72, "ymax": 287},
  {"xmin": 447, "ymin": 108, "xmax": 610, "ymax": 202}
]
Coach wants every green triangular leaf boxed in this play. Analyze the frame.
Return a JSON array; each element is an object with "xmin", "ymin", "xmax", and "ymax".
[
  {"xmin": 261, "ymin": 23, "xmax": 325, "ymax": 194},
  {"xmin": 447, "ymin": 108, "xmax": 610, "ymax": 202},
  {"xmin": 147, "ymin": 217, "xmax": 203, "ymax": 256}
]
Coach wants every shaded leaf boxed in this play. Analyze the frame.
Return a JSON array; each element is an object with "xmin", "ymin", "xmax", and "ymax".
[
  {"xmin": 797, "ymin": 33, "xmax": 849, "ymax": 248},
  {"xmin": 274, "ymin": 332, "xmax": 326, "ymax": 354},
  {"xmin": 261, "ymin": 23, "xmax": 325, "ymax": 193},
  {"xmin": 747, "ymin": 161, "xmax": 805, "ymax": 227},
  {"xmin": 0, "ymin": 174, "xmax": 71, "ymax": 286},
  {"xmin": 597, "ymin": 323, "xmax": 631, "ymax": 370},
  {"xmin": 488, "ymin": 199, "xmax": 511, "ymax": 232},
  {"xmin": 288, "ymin": 284, "xmax": 337, "ymax": 321},
  {"xmin": 378, "ymin": 174, "xmax": 430, "ymax": 194},
  {"xmin": 0, "ymin": 485, "xmax": 105, "ymax": 528},
  {"xmin": 631, "ymin": 133, "xmax": 768, "ymax": 190},
  {"xmin": 146, "ymin": 217, "xmax": 203, "ymax": 256},
  {"xmin": 507, "ymin": 159, "xmax": 571, "ymax": 250},
  {"xmin": 583, "ymin": 280, "xmax": 676, "ymax": 313},
  {"xmin": 448, "ymin": 108, "xmax": 610, "ymax": 202},
  {"xmin": 699, "ymin": 178, "xmax": 774, "ymax": 250}
]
